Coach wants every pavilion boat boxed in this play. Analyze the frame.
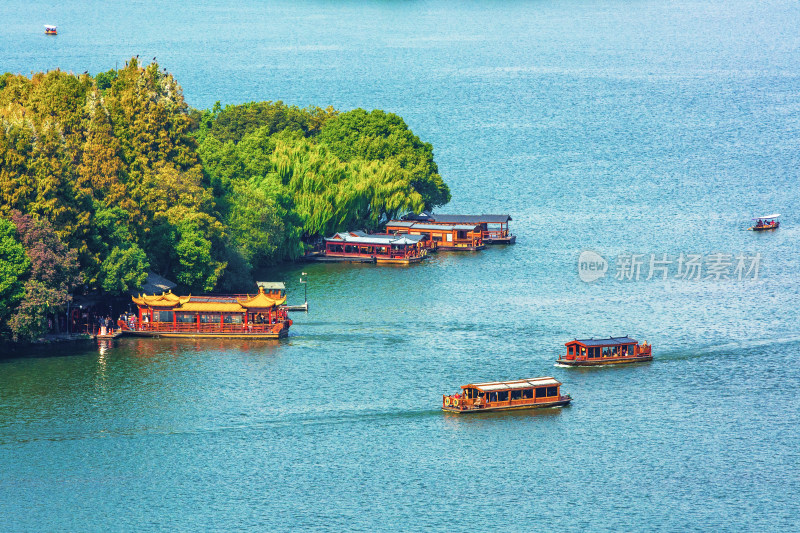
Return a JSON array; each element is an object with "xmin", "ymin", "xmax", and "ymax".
[
  {"xmin": 44, "ymin": 25, "xmax": 57, "ymax": 35},
  {"xmin": 442, "ymin": 377, "xmax": 571, "ymax": 413},
  {"xmin": 748, "ymin": 213, "xmax": 780, "ymax": 231},
  {"xmin": 402, "ymin": 212, "xmax": 515, "ymax": 244},
  {"xmin": 557, "ymin": 336, "xmax": 652, "ymax": 366},
  {"xmin": 122, "ymin": 285, "xmax": 292, "ymax": 339},
  {"xmin": 384, "ymin": 220, "xmax": 484, "ymax": 251},
  {"xmin": 307, "ymin": 231, "xmax": 427, "ymax": 264}
]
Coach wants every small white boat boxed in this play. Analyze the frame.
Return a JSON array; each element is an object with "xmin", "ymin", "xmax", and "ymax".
[{"xmin": 748, "ymin": 213, "xmax": 780, "ymax": 231}]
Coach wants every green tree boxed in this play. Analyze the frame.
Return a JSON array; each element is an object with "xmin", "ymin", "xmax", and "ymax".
[
  {"xmin": 317, "ymin": 108, "xmax": 450, "ymax": 209},
  {"xmin": 0, "ymin": 217, "xmax": 30, "ymax": 340}
]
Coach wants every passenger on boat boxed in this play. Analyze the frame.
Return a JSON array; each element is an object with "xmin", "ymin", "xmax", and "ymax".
[{"xmin": 757, "ymin": 219, "xmax": 763, "ymax": 227}]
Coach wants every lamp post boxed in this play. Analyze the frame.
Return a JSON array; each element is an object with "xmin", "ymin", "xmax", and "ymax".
[{"xmin": 299, "ymin": 272, "xmax": 308, "ymax": 304}]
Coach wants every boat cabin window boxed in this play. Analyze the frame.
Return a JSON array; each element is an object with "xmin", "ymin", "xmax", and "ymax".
[
  {"xmin": 535, "ymin": 387, "xmax": 558, "ymax": 398},
  {"xmin": 223, "ymin": 314, "xmax": 242, "ymax": 324},
  {"xmin": 155, "ymin": 311, "xmax": 173, "ymax": 322},
  {"xmin": 199, "ymin": 313, "xmax": 218, "ymax": 323},
  {"xmin": 457, "ymin": 230, "xmax": 468, "ymax": 239},
  {"xmin": 588, "ymin": 347, "xmax": 601, "ymax": 358},
  {"xmin": 344, "ymin": 245, "xmax": 356, "ymax": 253},
  {"xmin": 568, "ymin": 346, "xmax": 575, "ymax": 356},
  {"xmin": 522, "ymin": 389, "xmax": 533, "ymax": 399},
  {"xmin": 329, "ymin": 244, "xmax": 343, "ymax": 253},
  {"xmin": 510, "ymin": 390, "xmax": 522, "ymax": 400},
  {"xmin": 176, "ymin": 313, "xmax": 195, "ymax": 323},
  {"xmin": 489, "ymin": 392, "xmax": 497, "ymax": 402},
  {"xmin": 497, "ymin": 391, "xmax": 509, "ymax": 402}
]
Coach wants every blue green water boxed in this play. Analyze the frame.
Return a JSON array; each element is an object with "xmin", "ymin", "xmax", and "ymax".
[{"xmin": 2, "ymin": 0, "xmax": 800, "ymax": 530}]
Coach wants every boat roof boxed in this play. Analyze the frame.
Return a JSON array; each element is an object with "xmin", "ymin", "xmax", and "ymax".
[
  {"xmin": 256, "ymin": 281, "xmax": 285, "ymax": 290},
  {"xmin": 404, "ymin": 213, "xmax": 512, "ymax": 223},
  {"xmin": 566, "ymin": 336, "xmax": 637, "ymax": 347},
  {"xmin": 326, "ymin": 232, "xmax": 424, "ymax": 245},
  {"xmin": 131, "ymin": 290, "xmax": 286, "ymax": 311},
  {"xmin": 386, "ymin": 221, "xmax": 479, "ymax": 231},
  {"xmin": 44, "ymin": 24, "xmax": 57, "ymax": 28},
  {"xmin": 133, "ymin": 271, "xmax": 176, "ymax": 296},
  {"xmin": 464, "ymin": 377, "xmax": 561, "ymax": 392},
  {"xmin": 753, "ymin": 213, "xmax": 780, "ymax": 219}
]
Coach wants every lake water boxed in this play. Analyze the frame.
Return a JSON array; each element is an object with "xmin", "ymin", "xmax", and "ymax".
[{"xmin": 2, "ymin": 0, "xmax": 800, "ymax": 530}]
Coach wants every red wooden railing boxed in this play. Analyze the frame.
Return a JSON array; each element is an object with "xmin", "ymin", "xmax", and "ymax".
[{"xmin": 132, "ymin": 321, "xmax": 288, "ymax": 334}]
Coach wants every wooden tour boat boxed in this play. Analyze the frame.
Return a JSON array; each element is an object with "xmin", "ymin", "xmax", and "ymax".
[
  {"xmin": 123, "ymin": 285, "xmax": 292, "ymax": 339},
  {"xmin": 748, "ymin": 213, "xmax": 780, "ymax": 231},
  {"xmin": 401, "ymin": 212, "xmax": 515, "ymax": 244},
  {"xmin": 307, "ymin": 231, "xmax": 427, "ymax": 264},
  {"xmin": 442, "ymin": 377, "xmax": 571, "ymax": 413},
  {"xmin": 557, "ymin": 336, "xmax": 652, "ymax": 366},
  {"xmin": 384, "ymin": 220, "xmax": 485, "ymax": 251},
  {"xmin": 44, "ymin": 25, "xmax": 57, "ymax": 35}
]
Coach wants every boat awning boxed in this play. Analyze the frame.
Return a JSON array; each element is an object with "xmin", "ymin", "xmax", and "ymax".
[
  {"xmin": 566, "ymin": 336, "xmax": 637, "ymax": 347},
  {"xmin": 325, "ymin": 232, "xmax": 424, "ymax": 245},
  {"xmin": 753, "ymin": 213, "xmax": 780, "ymax": 219},
  {"xmin": 403, "ymin": 213, "xmax": 512, "ymax": 224},
  {"xmin": 431, "ymin": 214, "xmax": 511, "ymax": 224},
  {"xmin": 256, "ymin": 281, "xmax": 285, "ymax": 291},
  {"xmin": 467, "ymin": 377, "xmax": 561, "ymax": 392},
  {"xmin": 387, "ymin": 222, "xmax": 479, "ymax": 232}
]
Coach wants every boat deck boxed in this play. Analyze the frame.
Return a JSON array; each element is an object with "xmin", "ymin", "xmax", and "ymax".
[
  {"xmin": 443, "ymin": 397, "xmax": 571, "ymax": 413},
  {"xmin": 557, "ymin": 355, "xmax": 653, "ymax": 366}
]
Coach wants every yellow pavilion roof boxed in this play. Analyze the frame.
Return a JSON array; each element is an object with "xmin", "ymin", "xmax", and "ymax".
[
  {"xmin": 131, "ymin": 292, "xmax": 190, "ymax": 308},
  {"xmin": 237, "ymin": 288, "xmax": 286, "ymax": 309},
  {"xmin": 178, "ymin": 302, "xmax": 244, "ymax": 312},
  {"xmin": 132, "ymin": 288, "xmax": 285, "ymax": 312}
]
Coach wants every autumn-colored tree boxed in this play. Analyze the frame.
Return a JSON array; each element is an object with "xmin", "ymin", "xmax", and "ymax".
[{"xmin": 8, "ymin": 212, "xmax": 81, "ymax": 342}]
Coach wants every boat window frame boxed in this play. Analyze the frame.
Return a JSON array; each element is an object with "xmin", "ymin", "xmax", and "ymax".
[{"xmin": 521, "ymin": 388, "xmax": 533, "ymax": 399}]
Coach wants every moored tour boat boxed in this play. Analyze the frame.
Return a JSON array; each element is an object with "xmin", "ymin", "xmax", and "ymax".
[
  {"xmin": 306, "ymin": 231, "xmax": 427, "ymax": 264},
  {"xmin": 384, "ymin": 220, "xmax": 485, "ymax": 251},
  {"xmin": 402, "ymin": 212, "xmax": 516, "ymax": 244},
  {"xmin": 557, "ymin": 336, "xmax": 652, "ymax": 366},
  {"xmin": 748, "ymin": 214, "xmax": 780, "ymax": 231},
  {"xmin": 123, "ymin": 285, "xmax": 292, "ymax": 339},
  {"xmin": 442, "ymin": 377, "xmax": 571, "ymax": 413}
]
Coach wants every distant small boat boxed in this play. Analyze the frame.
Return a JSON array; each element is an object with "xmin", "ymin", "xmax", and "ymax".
[
  {"xmin": 748, "ymin": 213, "xmax": 780, "ymax": 231},
  {"xmin": 44, "ymin": 25, "xmax": 57, "ymax": 35}
]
